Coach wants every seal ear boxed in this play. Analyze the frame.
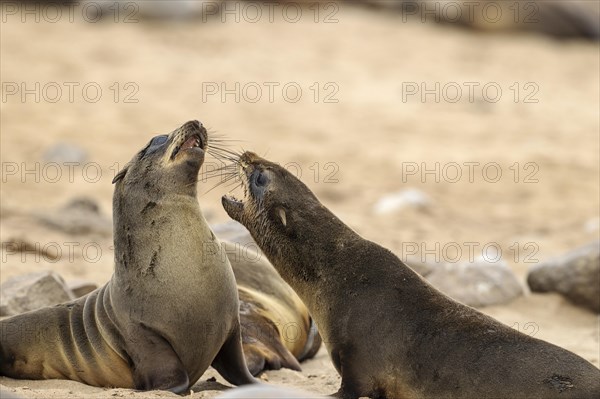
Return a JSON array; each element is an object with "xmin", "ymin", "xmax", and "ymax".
[
  {"xmin": 112, "ymin": 166, "xmax": 128, "ymax": 184},
  {"xmin": 276, "ymin": 207, "xmax": 287, "ymax": 227}
]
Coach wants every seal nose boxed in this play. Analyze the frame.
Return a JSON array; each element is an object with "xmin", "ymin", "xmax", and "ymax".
[
  {"xmin": 184, "ymin": 120, "xmax": 204, "ymax": 131},
  {"xmin": 240, "ymin": 152, "xmax": 261, "ymax": 166}
]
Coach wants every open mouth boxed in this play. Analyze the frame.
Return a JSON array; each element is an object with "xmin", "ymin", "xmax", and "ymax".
[
  {"xmin": 222, "ymin": 164, "xmax": 250, "ymax": 216},
  {"xmin": 171, "ymin": 134, "xmax": 205, "ymax": 160}
]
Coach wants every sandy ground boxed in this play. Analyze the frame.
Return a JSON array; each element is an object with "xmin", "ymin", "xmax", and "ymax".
[{"xmin": 1, "ymin": 2, "xmax": 599, "ymax": 398}]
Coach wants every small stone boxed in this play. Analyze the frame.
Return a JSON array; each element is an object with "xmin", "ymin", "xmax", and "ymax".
[
  {"xmin": 584, "ymin": 217, "xmax": 600, "ymax": 233},
  {"xmin": 37, "ymin": 196, "xmax": 112, "ymax": 236},
  {"xmin": 426, "ymin": 258, "xmax": 523, "ymax": 307},
  {"xmin": 206, "ymin": 376, "xmax": 217, "ymax": 382},
  {"xmin": 373, "ymin": 189, "xmax": 431, "ymax": 215},
  {"xmin": 2, "ymin": 237, "xmax": 60, "ymax": 260},
  {"xmin": 527, "ymin": 241, "xmax": 600, "ymax": 313},
  {"xmin": 43, "ymin": 142, "xmax": 88, "ymax": 164},
  {"xmin": 216, "ymin": 385, "xmax": 323, "ymax": 398},
  {"xmin": 67, "ymin": 279, "xmax": 98, "ymax": 298},
  {"xmin": 0, "ymin": 271, "xmax": 75, "ymax": 316}
]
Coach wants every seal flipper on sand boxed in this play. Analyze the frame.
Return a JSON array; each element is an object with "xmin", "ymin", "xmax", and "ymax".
[
  {"xmin": 242, "ymin": 332, "xmax": 302, "ymax": 376},
  {"xmin": 128, "ymin": 323, "xmax": 189, "ymax": 394},
  {"xmin": 211, "ymin": 323, "xmax": 257, "ymax": 385}
]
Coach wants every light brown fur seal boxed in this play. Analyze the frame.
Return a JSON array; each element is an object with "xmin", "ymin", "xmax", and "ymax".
[
  {"xmin": 221, "ymin": 241, "xmax": 321, "ymax": 375},
  {"xmin": 222, "ymin": 152, "xmax": 600, "ymax": 399},
  {"xmin": 0, "ymin": 121, "xmax": 256, "ymax": 393}
]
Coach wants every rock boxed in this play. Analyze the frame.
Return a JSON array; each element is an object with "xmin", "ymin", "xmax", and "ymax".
[
  {"xmin": 2, "ymin": 237, "xmax": 60, "ymax": 261},
  {"xmin": 88, "ymin": 0, "xmax": 216, "ymax": 20},
  {"xmin": 66, "ymin": 279, "xmax": 98, "ymax": 298},
  {"xmin": 584, "ymin": 217, "xmax": 600, "ymax": 233},
  {"xmin": 217, "ymin": 385, "xmax": 324, "ymax": 399},
  {"xmin": 43, "ymin": 142, "xmax": 88, "ymax": 164},
  {"xmin": 373, "ymin": 189, "xmax": 431, "ymax": 215},
  {"xmin": 527, "ymin": 241, "xmax": 600, "ymax": 313},
  {"xmin": 426, "ymin": 259, "xmax": 523, "ymax": 307},
  {"xmin": 0, "ymin": 271, "xmax": 75, "ymax": 317},
  {"xmin": 37, "ymin": 196, "xmax": 112, "ymax": 236}
]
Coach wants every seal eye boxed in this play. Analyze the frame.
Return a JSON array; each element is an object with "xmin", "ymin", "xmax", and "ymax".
[
  {"xmin": 151, "ymin": 135, "xmax": 168, "ymax": 146},
  {"xmin": 256, "ymin": 171, "xmax": 269, "ymax": 187}
]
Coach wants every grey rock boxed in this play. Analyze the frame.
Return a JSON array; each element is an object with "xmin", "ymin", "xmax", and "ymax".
[
  {"xmin": 426, "ymin": 259, "xmax": 523, "ymax": 307},
  {"xmin": 67, "ymin": 279, "xmax": 98, "ymax": 298},
  {"xmin": 0, "ymin": 271, "xmax": 75, "ymax": 317},
  {"xmin": 2, "ymin": 237, "xmax": 60, "ymax": 261},
  {"xmin": 37, "ymin": 196, "xmax": 112, "ymax": 236},
  {"xmin": 89, "ymin": 0, "xmax": 215, "ymax": 20},
  {"xmin": 43, "ymin": 142, "xmax": 88, "ymax": 164},
  {"xmin": 527, "ymin": 241, "xmax": 600, "ymax": 313},
  {"xmin": 373, "ymin": 188, "xmax": 431, "ymax": 215}
]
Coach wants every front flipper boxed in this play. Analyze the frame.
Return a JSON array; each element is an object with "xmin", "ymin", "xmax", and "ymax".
[
  {"xmin": 128, "ymin": 323, "xmax": 189, "ymax": 394},
  {"xmin": 243, "ymin": 340, "xmax": 302, "ymax": 376},
  {"xmin": 212, "ymin": 323, "xmax": 258, "ymax": 385}
]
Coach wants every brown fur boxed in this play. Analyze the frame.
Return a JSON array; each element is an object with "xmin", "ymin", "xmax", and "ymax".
[
  {"xmin": 0, "ymin": 121, "xmax": 256, "ymax": 393},
  {"xmin": 223, "ymin": 242, "xmax": 321, "ymax": 375},
  {"xmin": 222, "ymin": 152, "xmax": 600, "ymax": 399}
]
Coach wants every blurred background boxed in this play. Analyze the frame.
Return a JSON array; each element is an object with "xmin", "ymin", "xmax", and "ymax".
[{"xmin": 1, "ymin": 0, "xmax": 599, "ymax": 396}]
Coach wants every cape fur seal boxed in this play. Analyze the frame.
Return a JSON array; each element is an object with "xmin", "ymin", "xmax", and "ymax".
[
  {"xmin": 222, "ymin": 152, "xmax": 600, "ymax": 399},
  {"xmin": 220, "ymin": 241, "xmax": 321, "ymax": 375},
  {"xmin": 0, "ymin": 121, "xmax": 256, "ymax": 393}
]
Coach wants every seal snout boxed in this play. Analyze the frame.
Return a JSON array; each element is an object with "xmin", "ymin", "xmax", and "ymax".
[
  {"xmin": 239, "ymin": 152, "xmax": 261, "ymax": 168},
  {"xmin": 170, "ymin": 120, "xmax": 208, "ymax": 161}
]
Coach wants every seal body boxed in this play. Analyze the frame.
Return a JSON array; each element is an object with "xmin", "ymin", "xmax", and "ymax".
[
  {"xmin": 222, "ymin": 152, "xmax": 600, "ymax": 399},
  {"xmin": 222, "ymin": 241, "xmax": 321, "ymax": 375},
  {"xmin": 0, "ymin": 121, "xmax": 256, "ymax": 393}
]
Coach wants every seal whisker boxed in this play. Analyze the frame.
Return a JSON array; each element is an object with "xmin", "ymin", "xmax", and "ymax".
[{"xmin": 202, "ymin": 173, "xmax": 242, "ymax": 195}]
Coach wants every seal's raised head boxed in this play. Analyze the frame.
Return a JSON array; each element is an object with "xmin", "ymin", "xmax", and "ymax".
[
  {"xmin": 112, "ymin": 120, "xmax": 207, "ymax": 195},
  {"xmin": 222, "ymin": 152, "xmax": 324, "ymax": 234},
  {"xmin": 222, "ymin": 152, "xmax": 348, "ymax": 282}
]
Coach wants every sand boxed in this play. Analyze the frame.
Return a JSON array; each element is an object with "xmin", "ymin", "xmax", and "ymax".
[{"xmin": 0, "ymin": 2, "xmax": 598, "ymax": 398}]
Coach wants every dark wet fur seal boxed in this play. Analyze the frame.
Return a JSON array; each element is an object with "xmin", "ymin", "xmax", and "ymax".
[
  {"xmin": 222, "ymin": 152, "xmax": 600, "ymax": 399},
  {"xmin": 221, "ymin": 241, "xmax": 321, "ymax": 375},
  {"xmin": 0, "ymin": 121, "xmax": 256, "ymax": 393}
]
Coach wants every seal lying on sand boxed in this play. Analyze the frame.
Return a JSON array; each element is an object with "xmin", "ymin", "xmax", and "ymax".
[
  {"xmin": 222, "ymin": 151, "xmax": 600, "ymax": 399},
  {"xmin": 221, "ymin": 241, "xmax": 321, "ymax": 374},
  {"xmin": 0, "ymin": 121, "xmax": 256, "ymax": 393}
]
